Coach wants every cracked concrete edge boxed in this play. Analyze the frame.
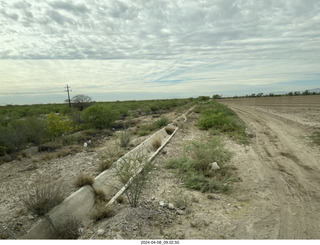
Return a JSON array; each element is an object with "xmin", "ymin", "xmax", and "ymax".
[{"xmin": 20, "ymin": 108, "xmax": 193, "ymax": 239}]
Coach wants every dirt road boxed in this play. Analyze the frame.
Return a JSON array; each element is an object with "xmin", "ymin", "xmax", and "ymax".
[{"xmin": 221, "ymin": 96, "xmax": 320, "ymax": 239}]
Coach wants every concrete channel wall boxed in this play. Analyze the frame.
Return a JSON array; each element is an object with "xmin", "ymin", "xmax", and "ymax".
[{"xmin": 22, "ymin": 111, "xmax": 190, "ymax": 239}]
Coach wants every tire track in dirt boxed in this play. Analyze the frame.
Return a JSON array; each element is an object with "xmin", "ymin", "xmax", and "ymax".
[{"xmin": 225, "ymin": 103, "xmax": 320, "ymax": 239}]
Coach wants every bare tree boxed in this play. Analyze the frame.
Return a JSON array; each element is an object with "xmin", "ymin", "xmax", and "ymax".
[{"xmin": 71, "ymin": 94, "xmax": 92, "ymax": 111}]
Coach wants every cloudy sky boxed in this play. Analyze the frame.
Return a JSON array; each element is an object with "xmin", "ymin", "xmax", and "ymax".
[{"xmin": 0, "ymin": 0, "xmax": 319, "ymax": 105}]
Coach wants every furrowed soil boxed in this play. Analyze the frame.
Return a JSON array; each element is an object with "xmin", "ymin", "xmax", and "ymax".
[{"xmin": 1, "ymin": 95, "xmax": 320, "ymax": 239}]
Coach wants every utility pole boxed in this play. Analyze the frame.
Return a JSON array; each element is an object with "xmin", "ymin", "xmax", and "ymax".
[{"xmin": 65, "ymin": 85, "xmax": 71, "ymax": 108}]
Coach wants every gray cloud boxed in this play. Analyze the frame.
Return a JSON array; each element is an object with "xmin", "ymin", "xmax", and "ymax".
[
  {"xmin": 1, "ymin": 0, "xmax": 319, "ymax": 60},
  {"xmin": 0, "ymin": 0, "xmax": 319, "ymax": 104}
]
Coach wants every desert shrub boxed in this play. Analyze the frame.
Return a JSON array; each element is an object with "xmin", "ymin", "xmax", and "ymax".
[
  {"xmin": 68, "ymin": 108, "xmax": 83, "ymax": 128},
  {"xmin": 24, "ymin": 183, "xmax": 64, "ymax": 216},
  {"xmin": 75, "ymin": 172, "xmax": 94, "ymax": 188},
  {"xmin": 154, "ymin": 116, "xmax": 169, "ymax": 128},
  {"xmin": 25, "ymin": 116, "xmax": 47, "ymax": 147},
  {"xmin": 50, "ymin": 216, "xmax": 82, "ymax": 239},
  {"xmin": 119, "ymin": 129, "xmax": 131, "ymax": 148},
  {"xmin": 170, "ymin": 190, "xmax": 191, "ymax": 209},
  {"xmin": 82, "ymin": 105, "xmax": 119, "ymax": 129},
  {"xmin": 152, "ymin": 137, "xmax": 162, "ymax": 151},
  {"xmin": 114, "ymin": 152, "xmax": 153, "ymax": 207},
  {"xmin": 46, "ymin": 113, "xmax": 74, "ymax": 140},
  {"xmin": 0, "ymin": 120, "xmax": 29, "ymax": 156}
]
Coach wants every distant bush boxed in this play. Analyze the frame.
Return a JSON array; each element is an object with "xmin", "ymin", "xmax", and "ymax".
[
  {"xmin": 82, "ymin": 105, "xmax": 119, "ymax": 129},
  {"xmin": 71, "ymin": 94, "xmax": 92, "ymax": 111}
]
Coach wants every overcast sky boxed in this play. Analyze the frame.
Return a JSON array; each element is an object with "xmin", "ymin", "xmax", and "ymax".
[{"xmin": 0, "ymin": 0, "xmax": 319, "ymax": 105}]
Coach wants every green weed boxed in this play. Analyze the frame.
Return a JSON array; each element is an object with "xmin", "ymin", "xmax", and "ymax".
[{"xmin": 165, "ymin": 137, "xmax": 236, "ymax": 193}]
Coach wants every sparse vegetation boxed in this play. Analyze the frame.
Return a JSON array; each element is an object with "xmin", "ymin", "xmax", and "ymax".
[
  {"xmin": 196, "ymin": 100, "xmax": 248, "ymax": 144},
  {"xmin": 136, "ymin": 116, "xmax": 170, "ymax": 136},
  {"xmin": 120, "ymin": 129, "xmax": 131, "ymax": 148},
  {"xmin": 75, "ymin": 172, "xmax": 94, "ymax": 188},
  {"xmin": 310, "ymin": 131, "xmax": 320, "ymax": 145},
  {"xmin": 165, "ymin": 137, "xmax": 237, "ymax": 193},
  {"xmin": 114, "ymin": 152, "xmax": 154, "ymax": 207},
  {"xmin": 98, "ymin": 146, "xmax": 125, "ymax": 172},
  {"xmin": 24, "ymin": 183, "xmax": 65, "ymax": 216},
  {"xmin": 170, "ymin": 190, "xmax": 190, "ymax": 209},
  {"xmin": 0, "ymin": 98, "xmax": 194, "ymax": 161}
]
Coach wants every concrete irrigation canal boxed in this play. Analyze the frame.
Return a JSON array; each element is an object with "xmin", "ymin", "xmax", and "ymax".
[{"xmin": 22, "ymin": 109, "xmax": 193, "ymax": 239}]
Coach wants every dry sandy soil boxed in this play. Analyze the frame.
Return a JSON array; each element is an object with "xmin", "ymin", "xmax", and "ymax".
[{"xmin": 1, "ymin": 95, "xmax": 320, "ymax": 239}]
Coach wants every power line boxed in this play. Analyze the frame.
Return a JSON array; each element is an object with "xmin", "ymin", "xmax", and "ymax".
[{"xmin": 65, "ymin": 85, "xmax": 72, "ymax": 108}]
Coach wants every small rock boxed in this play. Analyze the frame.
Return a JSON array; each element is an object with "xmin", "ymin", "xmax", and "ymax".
[
  {"xmin": 168, "ymin": 203, "xmax": 175, "ymax": 210},
  {"xmin": 151, "ymin": 196, "xmax": 155, "ymax": 201},
  {"xmin": 97, "ymin": 229, "xmax": 105, "ymax": 236},
  {"xmin": 78, "ymin": 227, "xmax": 84, "ymax": 235},
  {"xmin": 28, "ymin": 215, "xmax": 35, "ymax": 220},
  {"xmin": 209, "ymin": 162, "xmax": 220, "ymax": 170},
  {"xmin": 159, "ymin": 201, "xmax": 166, "ymax": 207},
  {"xmin": 176, "ymin": 210, "xmax": 184, "ymax": 215},
  {"xmin": 83, "ymin": 142, "xmax": 88, "ymax": 147}
]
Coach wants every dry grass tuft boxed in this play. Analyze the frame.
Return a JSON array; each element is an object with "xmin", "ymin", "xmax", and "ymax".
[
  {"xmin": 116, "ymin": 195, "xmax": 125, "ymax": 204},
  {"xmin": 75, "ymin": 172, "xmax": 94, "ymax": 188},
  {"xmin": 51, "ymin": 216, "xmax": 82, "ymax": 239},
  {"xmin": 24, "ymin": 183, "xmax": 64, "ymax": 216},
  {"xmin": 152, "ymin": 137, "xmax": 162, "ymax": 151},
  {"xmin": 90, "ymin": 202, "xmax": 116, "ymax": 222},
  {"xmin": 165, "ymin": 126, "xmax": 175, "ymax": 135},
  {"xmin": 94, "ymin": 189, "xmax": 107, "ymax": 202}
]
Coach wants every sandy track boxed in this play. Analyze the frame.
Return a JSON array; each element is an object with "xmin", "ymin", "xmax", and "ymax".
[{"xmin": 221, "ymin": 98, "xmax": 320, "ymax": 239}]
